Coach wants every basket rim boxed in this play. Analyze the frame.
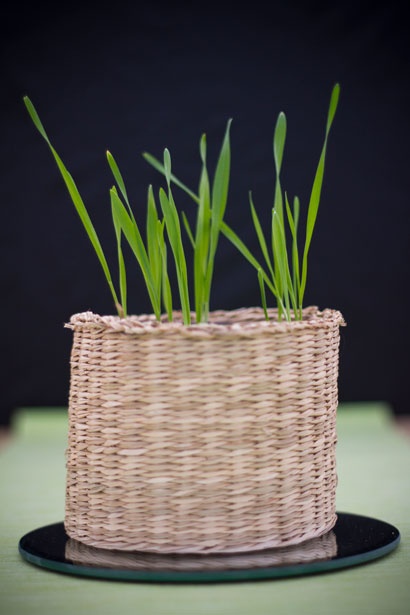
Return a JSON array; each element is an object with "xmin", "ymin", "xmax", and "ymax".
[{"xmin": 65, "ymin": 306, "xmax": 345, "ymax": 337}]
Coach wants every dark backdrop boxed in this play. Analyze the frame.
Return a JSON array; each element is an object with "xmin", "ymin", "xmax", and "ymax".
[{"xmin": 2, "ymin": 1, "xmax": 409, "ymax": 426}]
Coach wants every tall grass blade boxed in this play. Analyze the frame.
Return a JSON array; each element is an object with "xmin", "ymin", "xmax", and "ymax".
[
  {"xmin": 159, "ymin": 155, "xmax": 191, "ymax": 325},
  {"xmin": 210, "ymin": 119, "xmax": 232, "ymax": 229},
  {"xmin": 273, "ymin": 112, "xmax": 286, "ymax": 225},
  {"xmin": 285, "ymin": 192, "xmax": 301, "ymax": 317},
  {"xmin": 249, "ymin": 191, "xmax": 274, "ymax": 278},
  {"xmin": 111, "ymin": 188, "xmax": 127, "ymax": 317},
  {"xmin": 300, "ymin": 83, "xmax": 340, "ymax": 305},
  {"xmin": 159, "ymin": 188, "xmax": 191, "ymax": 324},
  {"xmin": 110, "ymin": 187, "xmax": 161, "ymax": 319},
  {"xmin": 157, "ymin": 219, "xmax": 173, "ymax": 320},
  {"xmin": 258, "ymin": 269, "xmax": 269, "ymax": 321},
  {"xmin": 195, "ymin": 133, "xmax": 212, "ymax": 322},
  {"xmin": 220, "ymin": 222, "xmax": 277, "ymax": 298},
  {"xmin": 181, "ymin": 212, "xmax": 195, "ymax": 249},
  {"xmin": 23, "ymin": 96, "xmax": 120, "ymax": 311},
  {"xmin": 143, "ymin": 152, "xmax": 200, "ymax": 204},
  {"xmin": 205, "ymin": 119, "xmax": 232, "ymax": 302},
  {"xmin": 272, "ymin": 112, "xmax": 287, "ymax": 317},
  {"xmin": 326, "ymin": 83, "xmax": 341, "ymax": 133},
  {"xmin": 106, "ymin": 151, "xmax": 132, "ymax": 213},
  {"xmin": 272, "ymin": 209, "xmax": 291, "ymax": 320},
  {"xmin": 146, "ymin": 185, "xmax": 162, "ymax": 298},
  {"xmin": 209, "ymin": 119, "xmax": 232, "ymax": 248}
]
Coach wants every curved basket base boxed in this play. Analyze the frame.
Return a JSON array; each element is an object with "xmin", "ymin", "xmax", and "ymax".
[
  {"xmin": 64, "ymin": 513, "xmax": 338, "ymax": 555},
  {"xmin": 19, "ymin": 513, "xmax": 400, "ymax": 583}
]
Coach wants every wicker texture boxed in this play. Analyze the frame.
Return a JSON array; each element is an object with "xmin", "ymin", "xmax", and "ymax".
[{"xmin": 65, "ymin": 306, "xmax": 345, "ymax": 554}]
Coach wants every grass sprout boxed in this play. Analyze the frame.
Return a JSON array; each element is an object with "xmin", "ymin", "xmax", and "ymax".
[
  {"xmin": 24, "ymin": 96, "xmax": 232, "ymax": 323},
  {"xmin": 25, "ymin": 85, "xmax": 339, "ymax": 323},
  {"xmin": 145, "ymin": 84, "xmax": 340, "ymax": 321},
  {"xmin": 109, "ymin": 185, "xmax": 161, "ymax": 319},
  {"xmin": 143, "ymin": 119, "xmax": 232, "ymax": 323},
  {"xmin": 224, "ymin": 84, "xmax": 340, "ymax": 321},
  {"xmin": 23, "ymin": 96, "xmax": 122, "ymax": 314},
  {"xmin": 24, "ymin": 96, "xmax": 170, "ymax": 319},
  {"xmin": 159, "ymin": 149, "xmax": 191, "ymax": 324}
]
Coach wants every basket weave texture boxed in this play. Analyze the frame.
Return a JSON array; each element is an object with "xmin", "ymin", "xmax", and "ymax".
[
  {"xmin": 65, "ymin": 530, "xmax": 337, "ymax": 571},
  {"xmin": 65, "ymin": 306, "xmax": 345, "ymax": 554}
]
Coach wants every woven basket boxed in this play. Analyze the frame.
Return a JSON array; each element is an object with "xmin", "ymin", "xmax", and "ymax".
[{"xmin": 64, "ymin": 306, "xmax": 345, "ymax": 554}]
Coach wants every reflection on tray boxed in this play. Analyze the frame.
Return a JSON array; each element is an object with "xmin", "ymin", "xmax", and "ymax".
[{"xmin": 65, "ymin": 531, "xmax": 337, "ymax": 571}]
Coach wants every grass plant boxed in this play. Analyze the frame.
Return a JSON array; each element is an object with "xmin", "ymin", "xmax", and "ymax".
[
  {"xmin": 24, "ymin": 96, "xmax": 173, "ymax": 319},
  {"xmin": 144, "ymin": 120, "xmax": 232, "ymax": 323},
  {"xmin": 24, "ymin": 96, "xmax": 232, "ymax": 322},
  {"xmin": 144, "ymin": 83, "xmax": 340, "ymax": 321},
  {"xmin": 24, "ymin": 84, "xmax": 339, "ymax": 323}
]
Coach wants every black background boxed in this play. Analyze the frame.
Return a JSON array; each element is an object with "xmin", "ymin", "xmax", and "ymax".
[{"xmin": 1, "ymin": 1, "xmax": 409, "ymax": 425}]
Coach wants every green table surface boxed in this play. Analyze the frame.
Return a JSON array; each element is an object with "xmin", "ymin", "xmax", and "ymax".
[{"xmin": 1, "ymin": 403, "xmax": 409, "ymax": 615}]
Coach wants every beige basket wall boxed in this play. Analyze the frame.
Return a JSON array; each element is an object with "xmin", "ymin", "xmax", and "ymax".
[
  {"xmin": 65, "ymin": 306, "xmax": 345, "ymax": 554},
  {"xmin": 65, "ymin": 530, "xmax": 337, "ymax": 571}
]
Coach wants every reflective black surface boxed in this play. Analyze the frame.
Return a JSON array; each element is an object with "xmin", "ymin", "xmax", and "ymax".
[{"xmin": 18, "ymin": 513, "xmax": 400, "ymax": 583}]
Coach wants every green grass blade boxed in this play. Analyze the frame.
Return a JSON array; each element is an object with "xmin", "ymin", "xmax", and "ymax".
[
  {"xmin": 220, "ymin": 222, "xmax": 278, "ymax": 298},
  {"xmin": 285, "ymin": 192, "xmax": 301, "ymax": 317},
  {"xmin": 293, "ymin": 195, "xmax": 301, "ymax": 317},
  {"xmin": 300, "ymin": 83, "xmax": 340, "ymax": 305},
  {"xmin": 272, "ymin": 209, "xmax": 291, "ymax": 320},
  {"xmin": 326, "ymin": 83, "xmax": 341, "ymax": 133},
  {"xmin": 273, "ymin": 112, "xmax": 286, "ymax": 224},
  {"xmin": 23, "ymin": 96, "xmax": 120, "ymax": 311},
  {"xmin": 274, "ymin": 199, "xmax": 298, "ymax": 317},
  {"xmin": 209, "ymin": 119, "xmax": 232, "ymax": 244},
  {"xmin": 293, "ymin": 194, "xmax": 300, "ymax": 229},
  {"xmin": 111, "ymin": 188, "xmax": 127, "ymax": 317},
  {"xmin": 181, "ymin": 212, "xmax": 195, "ymax": 249},
  {"xmin": 273, "ymin": 112, "xmax": 287, "ymax": 170},
  {"xmin": 159, "ymin": 183, "xmax": 191, "ymax": 325},
  {"xmin": 143, "ymin": 152, "xmax": 200, "ymax": 204},
  {"xmin": 249, "ymin": 191, "xmax": 274, "ymax": 278},
  {"xmin": 106, "ymin": 151, "xmax": 131, "ymax": 212},
  {"xmin": 195, "ymin": 133, "xmax": 212, "ymax": 322},
  {"xmin": 146, "ymin": 185, "xmax": 162, "ymax": 298},
  {"xmin": 220, "ymin": 222, "xmax": 263, "ymax": 277},
  {"xmin": 110, "ymin": 187, "xmax": 161, "ymax": 319},
  {"xmin": 210, "ymin": 119, "xmax": 232, "ymax": 229},
  {"xmin": 24, "ymin": 96, "xmax": 51, "ymax": 141},
  {"xmin": 258, "ymin": 268, "xmax": 269, "ymax": 321},
  {"xmin": 272, "ymin": 210, "xmax": 298, "ymax": 320},
  {"xmin": 163, "ymin": 148, "xmax": 172, "ymax": 184},
  {"xmin": 305, "ymin": 85, "xmax": 340, "ymax": 255},
  {"xmin": 205, "ymin": 119, "xmax": 232, "ymax": 303},
  {"xmin": 285, "ymin": 192, "xmax": 296, "ymax": 237},
  {"xmin": 157, "ymin": 219, "xmax": 173, "ymax": 320},
  {"xmin": 272, "ymin": 112, "xmax": 287, "ymax": 317}
]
